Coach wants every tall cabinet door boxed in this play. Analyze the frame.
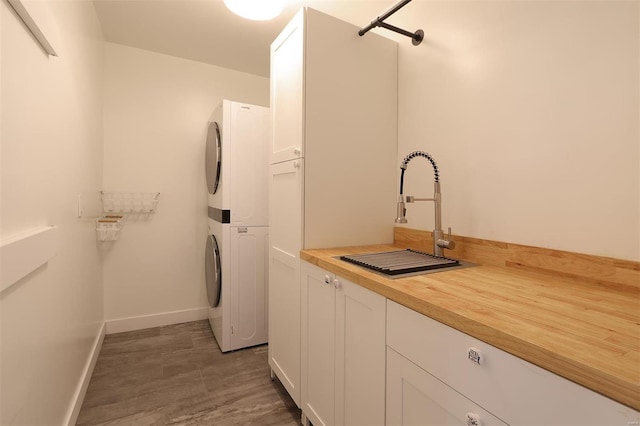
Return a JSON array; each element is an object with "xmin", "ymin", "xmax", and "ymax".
[
  {"xmin": 335, "ymin": 278, "xmax": 386, "ymax": 426},
  {"xmin": 301, "ymin": 262, "xmax": 337, "ymax": 426},
  {"xmin": 270, "ymin": 8, "xmax": 304, "ymax": 165},
  {"xmin": 268, "ymin": 159, "xmax": 304, "ymax": 405}
]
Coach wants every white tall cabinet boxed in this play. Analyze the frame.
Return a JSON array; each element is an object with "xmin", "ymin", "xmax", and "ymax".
[{"xmin": 268, "ymin": 7, "xmax": 398, "ymax": 407}]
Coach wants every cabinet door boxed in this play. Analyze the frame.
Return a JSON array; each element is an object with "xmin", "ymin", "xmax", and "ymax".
[
  {"xmin": 228, "ymin": 102, "xmax": 269, "ymax": 226},
  {"xmin": 335, "ymin": 277, "xmax": 386, "ymax": 426},
  {"xmin": 268, "ymin": 160, "xmax": 303, "ymax": 406},
  {"xmin": 270, "ymin": 8, "xmax": 304, "ymax": 164},
  {"xmin": 387, "ymin": 347, "xmax": 508, "ymax": 426},
  {"xmin": 228, "ymin": 226, "xmax": 268, "ymax": 351},
  {"xmin": 301, "ymin": 261, "xmax": 336, "ymax": 426}
]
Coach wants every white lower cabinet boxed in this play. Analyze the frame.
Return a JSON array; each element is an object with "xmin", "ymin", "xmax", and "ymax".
[
  {"xmin": 301, "ymin": 261, "xmax": 386, "ymax": 426},
  {"xmin": 296, "ymin": 268, "xmax": 638, "ymax": 426},
  {"xmin": 386, "ymin": 347, "xmax": 508, "ymax": 426},
  {"xmin": 386, "ymin": 300, "xmax": 639, "ymax": 426}
]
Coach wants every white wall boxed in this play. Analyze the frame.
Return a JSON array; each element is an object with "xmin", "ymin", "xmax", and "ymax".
[
  {"xmin": 102, "ymin": 43, "xmax": 269, "ymax": 326},
  {"xmin": 1, "ymin": 0, "xmax": 104, "ymax": 424},
  {"xmin": 383, "ymin": 0, "xmax": 638, "ymax": 261}
]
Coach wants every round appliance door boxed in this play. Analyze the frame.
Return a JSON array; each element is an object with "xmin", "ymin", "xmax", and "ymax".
[
  {"xmin": 205, "ymin": 234, "xmax": 221, "ymax": 308},
  {"xmin": 205, "ymin": 121, "xmax": 221, "ymax": 194}
]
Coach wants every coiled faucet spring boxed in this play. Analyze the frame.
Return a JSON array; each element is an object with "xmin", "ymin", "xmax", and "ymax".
[
  {"xmin": 400, "ymin": 150, "xmax": 439, "ymax": 181},
  {"xmin": 395, "ymin": 150, "xmax": 454, "ymax": 257}
]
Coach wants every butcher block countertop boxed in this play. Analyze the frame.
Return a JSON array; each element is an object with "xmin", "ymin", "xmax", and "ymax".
[{"xmin": 300, "ymin": 227, "xmax": 640, "ymax": 411}]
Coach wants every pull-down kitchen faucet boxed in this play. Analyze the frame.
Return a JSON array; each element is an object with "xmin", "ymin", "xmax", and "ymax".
[{"xmin": 395, "ymin": 150, "xmax": 455, "ymax": 257}]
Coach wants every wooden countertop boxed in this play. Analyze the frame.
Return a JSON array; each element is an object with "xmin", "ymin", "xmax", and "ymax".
[{"xmin": 300, "ymin": 236, "xmax": 640, "ymax": 411}]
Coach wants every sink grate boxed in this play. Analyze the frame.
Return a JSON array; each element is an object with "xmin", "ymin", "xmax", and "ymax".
[{"xmin": 340, "ymin": 249, "xmax": 460, "ymax": 276}]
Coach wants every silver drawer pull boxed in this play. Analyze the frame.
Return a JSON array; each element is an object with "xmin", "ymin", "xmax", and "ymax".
[
  {"xmin": 468, "ymin": 347, "xmax": 482, "ymax": 365},
  {"xmin": 466, "ymin": 412, "xmax": 481, "ymax": 426}
]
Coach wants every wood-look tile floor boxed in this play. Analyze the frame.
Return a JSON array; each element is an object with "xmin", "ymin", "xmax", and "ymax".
[{"xmin": 77, "ymin": 320, "xmax": 301, "ymax": 425}]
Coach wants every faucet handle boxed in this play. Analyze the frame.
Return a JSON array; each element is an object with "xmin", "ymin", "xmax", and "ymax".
[
  {"xmin": 437, "ymin": 227, "xmax": 456, "ymax": 250},
  {"xmin": 445, "ymin": 227, "xmax": 456, "ymax": 250}
]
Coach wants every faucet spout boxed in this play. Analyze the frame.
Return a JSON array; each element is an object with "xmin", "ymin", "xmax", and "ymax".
[
  {"xmin": 396, "ymin": 151, "xmax": 455, "ymax": 257},
  {"xmin": 395, "ymin": 195, "xmax": 407, "ymax": 223}
]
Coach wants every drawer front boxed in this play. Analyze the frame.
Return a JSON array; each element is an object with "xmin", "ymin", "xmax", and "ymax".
[
  {"xmin": 387, "ymin": 300, "xmax": 639, "ymax": 426},
  {"xmin": 387, "ymin": 347, "xmax": 508, "ymax": 426}
]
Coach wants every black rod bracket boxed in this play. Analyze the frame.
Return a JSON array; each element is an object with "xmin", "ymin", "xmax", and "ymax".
[{"xmin": 358, "ymin": 0, "xmax": 423, "ymax": 46}]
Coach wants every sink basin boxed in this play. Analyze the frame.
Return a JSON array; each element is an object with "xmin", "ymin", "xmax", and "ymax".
[{"xmin": 339, "ymin": 249, "xmax": 473, "ymax": 278}]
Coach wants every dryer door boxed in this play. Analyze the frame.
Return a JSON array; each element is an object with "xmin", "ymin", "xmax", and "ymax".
[
  {"xmin": 205, "ymin": 121, "xmax": 222, "ymax": 194},
  {"xmin": 205, "ymin": 234, "xmax": 222, "ymax": 307}
]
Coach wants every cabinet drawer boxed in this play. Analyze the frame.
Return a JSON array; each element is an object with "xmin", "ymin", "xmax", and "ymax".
[
  {"xmin": 387, "ymin": 300, "xmax": 639, "ymax": 425},
  {"xmin": 387, "ymin": 347, "xmax": 508, "ymax": 426}
]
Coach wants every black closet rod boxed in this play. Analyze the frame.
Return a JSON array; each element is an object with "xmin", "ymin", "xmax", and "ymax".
[{"xmin": 358, "ymin": 0, "xmax": 424, "ymax": 46}]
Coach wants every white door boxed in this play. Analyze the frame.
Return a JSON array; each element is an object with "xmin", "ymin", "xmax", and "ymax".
[
  {"xmin": 229, "ymin": 226, "xmax": 268, "ymax": 350},
  {"xmin": 301, "ymin": 262, "xmax": 336, "ymax": 426},
  {"xmin": 268, "ymin": 159, "xmax": 303, "ymax": 405},
  {"xmin": 386, "ymin": 347, "xmax": 508, "ymax": 426},
  {"xmin": 270, "ymin": 8, "xmax": 304, "ymax": 165},
  {"xmin": 335, "ymin": 277, "xmax": 386, "ymax": 426},
  {"xmin": 229, "ymin": 102, "xmax": 269, "ymax": 227}
]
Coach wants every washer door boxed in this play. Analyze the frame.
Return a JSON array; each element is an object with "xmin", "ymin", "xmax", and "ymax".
[
  {"xmin": 205, "ymin": 234, "xmax": 221, "ymax": 308},
  {"xmin": 205, "ymin": 121, "xmax": 221, "ymax": 195}
]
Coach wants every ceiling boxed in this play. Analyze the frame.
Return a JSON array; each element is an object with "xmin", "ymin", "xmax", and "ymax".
[{"xmin": 93, "ymin": 0, "xmax": 394, "ymax": 78}]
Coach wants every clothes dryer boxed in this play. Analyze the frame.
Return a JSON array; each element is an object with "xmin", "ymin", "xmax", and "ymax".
[{"xmin": 205, "ymin": 100, "xmax": 269, "ymax": 352}]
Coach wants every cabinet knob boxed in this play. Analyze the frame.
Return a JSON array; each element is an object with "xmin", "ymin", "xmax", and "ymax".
[
  {"xmin": 324, "ymin": 275, "xmax": 331, "ymax": 285},
  {"xmin": 466, "ymin": 412, "xmax": 481, "ymax": 426},
  {"xmin": 333, "ymin": 278, "xmax": 341, "ymax": 289},
  {"xmin": 468, "ymin": 347, "xmax": 482, "ymax": 365},
  {"xmin": 293, "ymin": 148, "xmax": 301, "ymax": 155},
  {"xmin": 293, "ymin": 161, "xmax": 300, "ymax": 169}
]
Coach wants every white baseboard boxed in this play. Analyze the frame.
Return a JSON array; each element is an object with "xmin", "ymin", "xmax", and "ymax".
[
  {"xmin": 105, "ymin": 307, "xmax": 209, "ymax": 334},
  {"xmin": 65, "ymin": 321, "xmax": 106, "ymax": 426}
]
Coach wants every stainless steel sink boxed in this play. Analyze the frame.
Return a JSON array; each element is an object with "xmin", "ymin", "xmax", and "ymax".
[{"xmin": 339, "ymin": 249, "xmax": 474, "ymax": 278}]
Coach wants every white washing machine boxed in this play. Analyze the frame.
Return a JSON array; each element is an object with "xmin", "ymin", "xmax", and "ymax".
[{"xmin": 205, "ymin": 100, "xmax": 269, "ymax": 352}]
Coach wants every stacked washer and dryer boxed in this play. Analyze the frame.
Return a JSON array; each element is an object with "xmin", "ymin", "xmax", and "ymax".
[{"xmin": 205, "ymin": 100, "xmax": 269, "ymax": 352}]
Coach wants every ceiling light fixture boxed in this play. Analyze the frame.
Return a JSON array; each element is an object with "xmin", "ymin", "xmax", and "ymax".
[{"xmin": 223, "ymin": 0, "xmax": 284, "ymax": 21}]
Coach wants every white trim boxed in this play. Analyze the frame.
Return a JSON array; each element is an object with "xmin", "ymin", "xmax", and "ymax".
[
  {"xmin": 65, "ymin": 322, "xmax": 106, "ymax": 426},
  {"xmin": 105, "ymin": 307, "xmax": 209, "ymax": 334},
  {"xmin": 7, "ymin": 0, "xmax": 57, "ymax": 56},
  {"xmin": 0, "ymin": 226, "xmax": 59, "ymax": 292}
]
